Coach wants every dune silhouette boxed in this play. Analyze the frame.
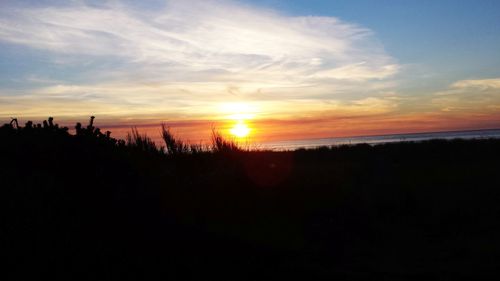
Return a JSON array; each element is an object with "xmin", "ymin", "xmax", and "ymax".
[{"xmin": 2, "ymin": 117, "xmax": 500, "ymax": 280}]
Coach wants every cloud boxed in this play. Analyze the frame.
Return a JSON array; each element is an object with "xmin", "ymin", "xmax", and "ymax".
[
  {"xmin": 0, "ymin": 80, "xmax": 400, "ymax": 121},
  {"xmin": 0, "ymin": 1, "xmax": 396, "ymax": 81},
  {"xmin": 432, "ymin": 78, "xmax": 500, "ymax": 112},
  {"xmin": 0, "ymin": 0, "xmax": 401, "ymax": 130},
  {"xmin": 450, "ymin": 78, "xmax": 500, "ymax": 90},
  {"xmin": 1, "ymin": 1, "xmax": 383, "ymax": 63}
]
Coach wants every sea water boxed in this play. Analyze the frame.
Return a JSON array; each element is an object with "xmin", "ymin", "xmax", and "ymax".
[{"xmin": 256, "ymin": 129, "xmax": 500, "ymax": 151}]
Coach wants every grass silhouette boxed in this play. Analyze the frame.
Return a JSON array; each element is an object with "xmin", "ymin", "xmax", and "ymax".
[{"xmin": 2, "ymin": 117, "xmax": 500, "ymax": 280}]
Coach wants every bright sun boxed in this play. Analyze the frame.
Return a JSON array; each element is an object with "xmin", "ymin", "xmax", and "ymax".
[
  {"xmin": 230, "ymin": 121, "xmax": 250, "ymax": 138},
  {"xmin": 220, "ymin": 102, "xmax": 256, "ymax": 138}
]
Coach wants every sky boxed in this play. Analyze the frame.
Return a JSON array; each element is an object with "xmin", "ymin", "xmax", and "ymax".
[{"xmin": 1, "ymin": 0, "xmax": 500, "ymax": 143}]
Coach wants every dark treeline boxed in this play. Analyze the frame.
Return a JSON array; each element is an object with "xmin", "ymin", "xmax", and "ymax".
[{"xmin": 2, "ymin": 117, "xmax": 500, "ymax": 280}]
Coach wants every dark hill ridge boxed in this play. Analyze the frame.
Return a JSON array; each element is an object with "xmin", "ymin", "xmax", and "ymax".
[{"xmin": 2, "ymin": 117, "xmax": 500, "ymax": 280}]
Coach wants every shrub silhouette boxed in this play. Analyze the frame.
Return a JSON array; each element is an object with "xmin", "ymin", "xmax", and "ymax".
[{"xmin": 10, "ymin": 117, "xmax": 19, "ymax": 129}]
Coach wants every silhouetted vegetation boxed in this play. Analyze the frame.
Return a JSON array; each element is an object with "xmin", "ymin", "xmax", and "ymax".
[
  {"xmin": 161, "ymin": 123, "xmax": 190, "ymax": 155},
  {"xmin": 2, "ymin": 117, "xmax": 500, "ymax": 280},
  {"xmin": 210, "ymin": 127, "xmax": 241, "ymax": 153}
]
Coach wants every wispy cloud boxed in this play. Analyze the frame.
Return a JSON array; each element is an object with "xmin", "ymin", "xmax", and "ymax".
[
  {"xmin": 450, "ymin": 78, "xmax": 500, "ymax": 90},
  {"xmin": 1, "ymin": 0, "xmax": 395, "ymax": 77},
  {"xmin": 0, "ymin": 0, "xmax": 399, "ymax": 120},
  {"xmin": 432, "ymin": 77, "xmax": 500, "ymax": 112}
]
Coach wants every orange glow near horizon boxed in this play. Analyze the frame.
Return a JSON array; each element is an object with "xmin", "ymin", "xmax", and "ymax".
[
  {"xmin": 93, "ymin": 110, "xmax": 500, "ymax": 145},
  {"xmin": 5, "ymin": 109, "xmax": 500, "ymax": 146}
]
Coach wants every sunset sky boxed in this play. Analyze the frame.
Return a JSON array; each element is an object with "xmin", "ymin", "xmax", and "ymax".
[{"xmin": 1, "ymin": 0, "xmax": 500, "ymax": 143}]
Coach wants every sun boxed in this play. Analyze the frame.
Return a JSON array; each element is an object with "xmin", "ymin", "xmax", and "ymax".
[
  {"xmin": 230, "ymin": 121, "xmax": 250, "ymax": 138},
  {"xmin": 219, "ymin": 102, "xmax": 257, "ymax": 138}
]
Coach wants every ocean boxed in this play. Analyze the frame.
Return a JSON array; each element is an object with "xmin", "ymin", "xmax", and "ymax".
[{"xmin": 256, "ymin": 128, "xmax": 500, "ymax": 151}]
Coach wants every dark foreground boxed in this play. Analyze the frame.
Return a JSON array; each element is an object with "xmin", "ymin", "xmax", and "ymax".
[{"xmin": 2, "ymin": 120, "xmax": 500, "ymax": 280}]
